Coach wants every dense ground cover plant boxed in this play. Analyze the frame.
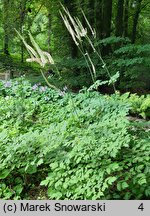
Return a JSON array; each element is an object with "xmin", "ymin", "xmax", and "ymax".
[
  {"xmin": 0, "ymin": 78, "xmax": 149, "ymax": 199},
  {"xmin": 128, "ymin": 94, "xmax": 150, "ymax": 119}
]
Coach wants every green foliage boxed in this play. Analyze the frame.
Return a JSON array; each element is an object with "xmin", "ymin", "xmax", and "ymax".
[
  {"xmin": 112, "ymin": 43, "xmax": 150, "ymax": 90},
  {"xmin": 95, "ymin": 36, "xmax": 130, "ymax": 47},
  {"xmin": 0, "ymin": 78, "xmax": 149, "ymax": 199},
  {"xmin": 128, "ymin": 94, "xmax": 150, "ymax": 119},
  {"xmin": 57, "ymin": 37, "xmax": 150, "ymax": 91},
  {"xmin": 114, "ymin": 44, "xmax": 150, "ymax": 55},
  {"xmin": 85, "ymin": 36, "xmax": 150, "ymax": 91}
]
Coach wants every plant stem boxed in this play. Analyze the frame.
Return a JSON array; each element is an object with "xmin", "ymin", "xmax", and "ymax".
[{"xmin": 40, "ymin": 69, "xmax": 60, "ymax": 91}]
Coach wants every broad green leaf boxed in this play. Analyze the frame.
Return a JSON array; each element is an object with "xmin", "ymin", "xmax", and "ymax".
[{"xmin": 0, "ymin": 169, "xmax": 10, "ymax": 179}]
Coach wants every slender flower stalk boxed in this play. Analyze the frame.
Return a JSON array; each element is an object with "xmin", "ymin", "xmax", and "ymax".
[
  {"xmin": 15, "ymin": 29, "xmax": 60, "ymax": 91},
  {"xmin": 85, "ymin": 52, "xmax": 96, "ymax": 81},
  {"xmin": 60, "ymin": 5, "xmax": 116, "ymax": 92},
  {"xmin": 81, "ymin": 10, "xmax": 96, "ymax": 38},
  {"xmin": 40, "ymin": 69, "xmax": 59, "ymax": 91}
]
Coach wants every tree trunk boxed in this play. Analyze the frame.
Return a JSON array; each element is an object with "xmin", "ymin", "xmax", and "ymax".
[
  {"xmin": 115, "ymin": 0, "xmax": 124, "ymax": 37},
  {"xmin": 47, "ymin": 12, "xmax": 51, "ymax": 54},
  {"xmin": 102, "ymin": 0, "xmax": 112, "ymax": 55},
  {"xmin": 103, "ymin": 0, "xmax": 112, "ymax": 38},
  {"xmin": 95, "ymin": 0, "xmax": 103, "ymax": 39},
  {"xmin": 3, "ymin": 0, "xmax": 10, "ymax": 55},
  {"xmin": 88, "ymin": 0, "xmax": 95, "ymax": 30},
  {"xmin": 4, "ymin": 32, "xmax": 9, "ymax": 55},
  {"xmin": 20, "ymin": 25, "xmax": 24, "ymax": 63},
  {"xmin": 123, "ymin": 0, "xmax": 129, "ymax": 37},
  {"xmin": 131, "ymin": 0, "xmax": 142, "ymax": 43},
  {"xmin": 19, "ymin": 0, "xmax": 28, "ymax": 63}
]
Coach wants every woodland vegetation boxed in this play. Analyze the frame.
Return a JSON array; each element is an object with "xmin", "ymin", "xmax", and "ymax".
[{"xmin": 0, "ymin": 0, "xmax": 149, "ymax": 200}]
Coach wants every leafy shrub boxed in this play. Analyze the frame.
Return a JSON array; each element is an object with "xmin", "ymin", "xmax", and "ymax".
[
  {"xmin": 128, "ymin": 94, "xmax": 150, "ymax": 119},
  {"xmin": 0, "ymin": 78, "xmax": 149, "ymax": 199},
  {"xmin": 57, "ymin": 37, "xmax": 150, "ymax": 91},
  {"xmin": 93, "ymin": 37, "xmax": 150, "ymax": 91},
  {"xmin": 113, "ymin": 43, "xmax": 150, "ymax": 90}
]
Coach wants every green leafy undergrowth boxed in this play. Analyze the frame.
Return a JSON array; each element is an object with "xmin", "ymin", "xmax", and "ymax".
[
  {"xmin": 0, "ymin": 78, "xmax": 149, "ymax": 199},
  {"xmin": 128, "ymin": 94, "xmax": 150, "ymax": 119},
  {"xmin": 94, "ymin": 37, "xmax": 150, "ymax": 91},
  {"xmin": 118, "ymin": 93, "xmax": 150, "ymax": 119}
]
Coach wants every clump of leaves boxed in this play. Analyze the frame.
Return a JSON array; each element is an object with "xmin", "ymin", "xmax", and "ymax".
[
  {"xmin": 128, "ymin": 94, "xmax": 150, "ymax": 119},
  {"xmin": 0, "ymin": 78, "xmax": 149, "ymax": 199}
]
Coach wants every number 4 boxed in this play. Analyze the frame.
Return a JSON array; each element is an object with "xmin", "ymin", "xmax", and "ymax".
[{"xmin": 138, "ymin": 203, "xmax": 144, "ymax": 211}]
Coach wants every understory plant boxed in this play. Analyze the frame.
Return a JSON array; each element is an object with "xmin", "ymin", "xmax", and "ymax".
[
  {"xmin": 0, "ymin": 5, "xmax": 149, "ymax": 201},
  {"xmin": 128, "ymin": 94, "xmax": 150, "ymax": 119},
  {"xmin": 0, "ymin": 78, "xmax": 149, "ymax": 199},
  {"xmin": 95, "ymin": 37, "xmax": 150, "ymax": 91}
]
